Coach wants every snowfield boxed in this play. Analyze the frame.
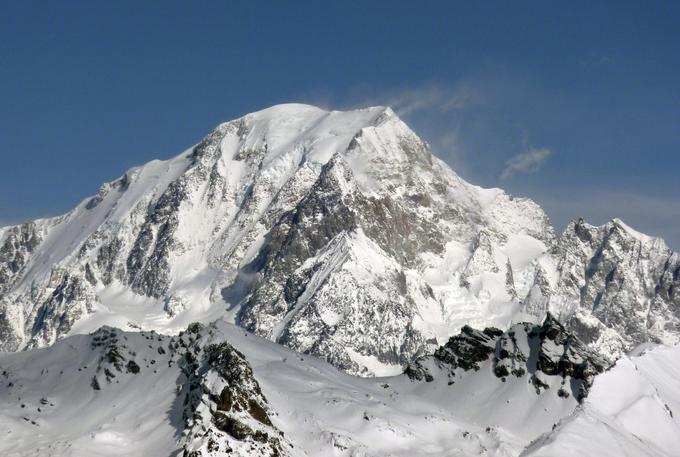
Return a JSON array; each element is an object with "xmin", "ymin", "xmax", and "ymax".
[{"xmin": 523, "ymin": 344, "xmax": 680, "ymax": 457}]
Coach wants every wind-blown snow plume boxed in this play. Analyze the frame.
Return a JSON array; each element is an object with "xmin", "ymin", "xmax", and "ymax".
[{"xmin": 500, "ymin": 147, "xmax": 552, "ymax": 180}]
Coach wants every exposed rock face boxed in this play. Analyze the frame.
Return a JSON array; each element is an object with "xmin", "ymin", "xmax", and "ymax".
[
  {"xmin": 0, "ymin": 103, "xmax": 677, "ymax": 374},
  {"xmin": 2, "ymin": 318, "xmax": 678, "ymax": 457},
  {"xmin": 30, "ymin": 269, "xmax": 97, "ymax": 348},
  {"xmin": 0, "ymin": 222, "xmax": 42, "ymax": 294},
  {"xmin": 86, "ymin": 324, "xmax": 292, "ymax": 456},
  {"xmin": 237, "ymin": 156, "xmax": 430, "ymax": 373},
  {"xmin": 407, "ymin": 314, "xmax": 609, "ymax": 401},
  {"xmin": 0, "ymin": 322, "xmax": 294, "ymax": 456},
  {"xmin": 176, "ymin": 325, "xmax": 291, "ymax": 457},
  {"xmin": 89, "ymin": 326, "xmax": 145, "ymax": 383},
  {"xmin": 526, "ymin": 218, "xmax": 680, "ymax": 360}
]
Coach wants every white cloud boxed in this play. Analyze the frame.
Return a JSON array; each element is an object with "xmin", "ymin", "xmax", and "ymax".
[
  {"xmin": 579, "ymin": 54, "xmax": 615, "ymax": 67},
  {"xmin": 500, "ymin": 147, "xmax": 552, "ymax": 180}
]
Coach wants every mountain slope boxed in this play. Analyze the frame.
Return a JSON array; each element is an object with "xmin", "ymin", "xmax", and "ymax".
[
  {"xmin": 4, "ymin": 318, "xmax": 676, "ymax": 457},
  {"xmin": 0, "ymin": 319, "xmax": 611, "ymax": 457},
  {"xmin": 406, "ymin": 313, "xmax": 608, "ymax": 403},
  {"xmin": 0, "ymin": 103, "xmax": 678, "ymax": 375},
  {"xmin": 522, "ymin": 344, "xmax": 680, "ymax": 457}
]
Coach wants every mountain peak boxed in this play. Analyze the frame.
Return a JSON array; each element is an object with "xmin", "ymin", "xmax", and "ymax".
[
  {"xmin": 237, "ymin": 102, "xmax": 390, "ymax": 119},
  {"xmin": 568, "ymin": 216, "xmax": 669, "ymax": 251},
  {"xmin": 0, "ymin": 104, "xmax": 678, "ymax": 380}
]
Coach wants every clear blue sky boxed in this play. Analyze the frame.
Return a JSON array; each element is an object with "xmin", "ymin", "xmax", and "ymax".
[{"xmin": 1, "ymin": 1, "xmax": 679, "ymax": 248}]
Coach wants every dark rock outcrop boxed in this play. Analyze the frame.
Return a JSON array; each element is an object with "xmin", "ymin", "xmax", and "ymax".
[
  {"xmin": 175, "ymin": 324, "xmax": 292, "ymax": 456},
  {"xmin": 408, "ymin": 313, "xmax": 609, "ymax": 401}
]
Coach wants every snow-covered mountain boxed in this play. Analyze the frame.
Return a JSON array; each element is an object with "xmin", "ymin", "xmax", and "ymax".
[
  {"xmin": 531, "ymin": 218, "xmax": 680, "ymax": 360},
  {"xmin": 1, "ymin": 104, "xmax": 678, "ymax": 376}
]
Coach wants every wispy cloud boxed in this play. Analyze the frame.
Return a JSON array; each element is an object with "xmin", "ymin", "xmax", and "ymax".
[
  {"xmin": 311, "ymin": 76, "xmax": 553, "ymax": 184},
  {"xmin": 500, "ymin": 147, "xmax": 552, "ymax": 180},
  {"xmin": 307, "ymin": 82, "xmax": 482, "ymax": 118},
  {"xmin": 297, "ymin": 77, "xmax": 678, "ymax": 251},
  {"xmin": 303, "ymin": 82, "xmax": 488, "ymax": 179},
  {"xmin": 579, "ymin": 53, "xmax": 615, "ymax": 68}
]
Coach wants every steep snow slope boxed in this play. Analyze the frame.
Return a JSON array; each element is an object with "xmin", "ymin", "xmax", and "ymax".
[
  {"xmin": 522, "ymin": 344, "xmax": 680, "ymax": 457},
  {"xmin": 0, "ymin": 103, "xmax": 678, "ymax": 375},
  {"xmin": 0, "ymin": 319, "xmax": 605, "ymax": 457}
]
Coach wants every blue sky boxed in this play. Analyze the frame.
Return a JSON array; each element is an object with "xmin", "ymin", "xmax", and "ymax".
[{"xmin": 1, "ymin": 1, "xmax": 679, "ymax": 248}]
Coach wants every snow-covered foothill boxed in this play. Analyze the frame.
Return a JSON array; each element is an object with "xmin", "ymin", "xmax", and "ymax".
[
  {"xmin": 0, "ymin": 319, "xmax": 616, "ymax": 457},
  {"xmin": 523, "ymin": 344, "xmax": 680, "ymax": 457}
]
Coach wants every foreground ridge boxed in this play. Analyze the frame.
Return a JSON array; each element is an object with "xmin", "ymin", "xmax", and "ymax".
[
  {"xmin": 406, "ymin": 313, "xmax": 609, "ymax": 401},
  {"xmin": 1, "ymin": 320, "xmax": 678, "ymax": 456}
]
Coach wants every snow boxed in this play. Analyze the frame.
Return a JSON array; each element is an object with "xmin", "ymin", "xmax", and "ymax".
[
  {"xmin": 2, "ymin": 306, "xmax": 679, "ymax": 457},
  {"xmin": 502, "ymin": 235, "xmax": 547, "ymax": 272},
  {"xmin": 18, "ymin": 151, "xmax": 193, "ymax": 291},
  {"xmin": 2, "ymin": 102, "xmax": 678, "ymax": 385},
  {"xmin": 524, "ymin": 344, "xmax": 680, "ymax": 457},
  {"xmin": 0, "ymin": 104, "xmax": 395, "ymax": 348},
  {"xmin": 0, "ymin": 332, "xmax": 182, "ymax": 457},
  {"xmin": 344, "ymin": 347, "xmax": 403, "ymax": 377},
  {"xmin": 0, "ymin": 321, "xmax": 589, "ymax": 456},
  {"xmin": 611, "ymin": 217, "xmax": 664, "ymax": 247},
  {"xmin": 0, "ymin": 102, "xmax": 678, "ymax": 457}
]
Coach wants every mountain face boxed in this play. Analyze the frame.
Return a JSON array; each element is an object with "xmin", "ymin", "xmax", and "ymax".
[
  {"xmin": 530, "ymin": 218, "xmax": 680, "ymax": 359},
  {"xmin": 0, "ymin": 104, "xmax": 678, "ymax": 375}
]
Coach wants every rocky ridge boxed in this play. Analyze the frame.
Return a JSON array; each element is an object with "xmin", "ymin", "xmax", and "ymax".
[
  {"xmin": 177, "ymin": 324, "xmax": 292, "ymax": 457},
  {"xmin": 0, "ymin": 320, "xmax": 619, "ymax": 457},
  {"xmin": 527, "ymin": 218, "xmax": 680, "ymax": 360},
  {"xmin": 407, "ymin": 313, "xmax": 609, "ymax": 402},
  {"xmin": 0, "ymin": 322, "xmax": 293, "ymax": 456}
]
